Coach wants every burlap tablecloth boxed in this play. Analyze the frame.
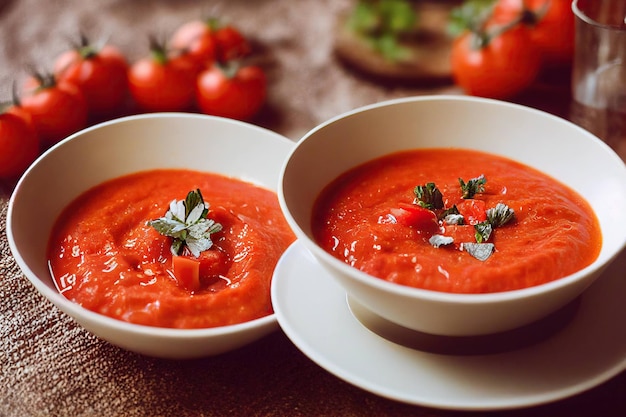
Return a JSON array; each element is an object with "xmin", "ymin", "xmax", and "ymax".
[{"xmin": 1, "ymin": 1, "xmax": 624, "ymax": 416}]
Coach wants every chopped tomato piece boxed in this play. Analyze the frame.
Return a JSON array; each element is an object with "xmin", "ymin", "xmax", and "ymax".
[
  {"xmin": 457, "ymin": 199, "xmax": 487, "ymax": 225},
  {"xmin": 172, "ymin": 255, "xmax": 200, "ymax": 291},
  {"xmin": 197, "ymin": 249, "xmax": 229, "ymax": 281},
  {"xmin": 391, "ymin": 203, "xmax": 439, "ymax": 233}
]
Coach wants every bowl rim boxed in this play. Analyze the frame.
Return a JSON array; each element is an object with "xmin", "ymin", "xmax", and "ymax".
[
  {"xmin": 279, "ymin": 95, "xmax": 626, "ymax": 304},
  {"xmin": 7, "ymin": 112, "xmax": 294, "ymax": 337}
]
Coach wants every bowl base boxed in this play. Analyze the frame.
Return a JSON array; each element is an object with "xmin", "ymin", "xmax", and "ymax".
[{"xmin": 346, "ymin": 295, "xmax": 580, "ymax": 356}]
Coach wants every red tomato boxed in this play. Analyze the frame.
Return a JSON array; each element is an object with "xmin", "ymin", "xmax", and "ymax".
[
  {"xmin": 170, "ymin": 19, "xmax": 217, "ymax": 69},
  {"xmin": 20, "ymin": 75, "xmax": 88, "ymax": 148},
  {"xmin": 451, "ymin": 24, "xmax": 542, "ymax": 99},
  {"xmin": 214, "ymin": 26, "xmax": 251, "ymax": 62},
  {"xmin": 195, "ymin": 63, "xmax": 266, "ymax": 121},
  {"xmin": 493, "ymin": 0, "xmax": 575, "ymax": 66},
  {"xmin": 54, "ymin": 43, "xmax": 129, "ymax": 116},
  {"xmin": 128, "ymin": 48, "xmax": 197, "ymax": 112},
  {"xmin": 456, "ymin": 199, "xmax": 487, "ymax": 225},
  {"xmin": 5, "ymin": 102, "xmax": 37, "ymax": 130},
  {"xmin": 0, "ymin": 110, "xmax": 39, "ymax": 179},
  {"xmin": 390, "ymin": 203, "xmax": 440, "ymax": 233}
]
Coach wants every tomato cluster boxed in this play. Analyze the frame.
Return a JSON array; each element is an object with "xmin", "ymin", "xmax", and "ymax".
[
  {"xmin": 1, "ymin": 18, "xmax": 266, "ymax": 181},
  {"xmin": 449, "ymin": 0, "xmax": 575, "ymax": 99}
]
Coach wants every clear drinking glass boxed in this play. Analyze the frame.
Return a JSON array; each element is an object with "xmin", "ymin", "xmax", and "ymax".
[{"xmin": 570, "ymin": 0, "xmax": 626, "ymax": 161}]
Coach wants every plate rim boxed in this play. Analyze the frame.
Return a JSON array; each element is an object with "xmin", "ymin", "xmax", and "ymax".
[{"xmin": 271, "ymin": 241, "xmax": 626, "ymax": 411}]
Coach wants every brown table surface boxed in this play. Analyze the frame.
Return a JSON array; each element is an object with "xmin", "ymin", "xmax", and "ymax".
[{"xmin": 1, "ymin": 1, "xmax": 624, "ymax": 416}]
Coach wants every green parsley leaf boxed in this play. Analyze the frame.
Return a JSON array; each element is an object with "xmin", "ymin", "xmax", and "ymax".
[
  {"xmin": 444, "ymin": 214, "xmax": 464, "ymax": 225},
  {"xmin": 148, "ymin": 189, "xmax": 223, "ymax": 258},
  {"xmin": 440, "ymin": 204, "xmax": 463, "ymax": 224},
  {"xmin": 459, "ymin": 175, "xmax": 486, "ymax": 199},
  {"xmin": 414, "ymin": 182, "xmax": 444, "ymax": 209},
  {"xmin": 474, "ymin": 221, "xmax": 492, "ymax": 243},
  {"xmin": 487, "ymin": 202, "xmax": 515, "ymax": 228}
]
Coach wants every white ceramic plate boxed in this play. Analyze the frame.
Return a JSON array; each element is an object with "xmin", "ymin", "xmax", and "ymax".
[{"xmin": 271, "ymin": 241, "xmax": 626, "ymax": 411}]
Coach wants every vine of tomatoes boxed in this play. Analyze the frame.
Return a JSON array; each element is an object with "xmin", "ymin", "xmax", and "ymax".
[
  {"xmin": 449, "ymin": 0, "xmax": 575, "ymax": 100},
  {"xmin": 53, "ymin": 34, "xmax": 130, "ymax": 117},
  {"xmin": 1, "ymin": 18, "xmax": 266, "ymax": 182}
]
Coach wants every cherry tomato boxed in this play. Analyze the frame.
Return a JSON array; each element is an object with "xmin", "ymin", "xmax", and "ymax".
[
  {"xmin": 195, "ymin": 63, "xmax": 266, "ymax": 121},
  {"xmin": 20, "ymin": 75, "xmax": 88, "ymax": 148},
  {"xmin": 390, "ymin": 203, "xmax": 440, "ymax": 233},
  {"xmin": 0, "ymin": 110, "xmax": 39, "ymax": 179},
  {"xmin": 213, "ymin": 26, "xmax": 251, "ymax": 62},
  {"xmin": 492, "ymin": 0, "xmax": 575, "ymax": 66},
  {"xmin": 54, "ymin": 41, "xmax": 129, "ymax": 116},
  {"xmin": 170, "ymin": 19, "xmax": 217, "ymax": 69},
  {"xmin": 4, "ymin": 101, "xmax": 37, "ymax": 131},
  {"xmin": 451, "ymin": 24, "xmax": 541, "ymax": 99},
  {"xmin": 128, "ymin": 44, "xmax": 197, "ymax": 112}
]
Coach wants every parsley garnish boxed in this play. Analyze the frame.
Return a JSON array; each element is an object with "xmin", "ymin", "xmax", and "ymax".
[
  {"xmin": 487, "ymin": 202, "xmax": 515, "ymax": 227},
  {"xmin": 459, "ymin": 175, "xmax": 486, "ymax": 199},
  {"xmin": 148, "ymin": 189, "xmax": 223, "ymax": 257},
  {"xmin": 413, "ymin": 177, "xmax": 516, "ymax": 262},
  {"xmin": 414, "ymin": 182, "xmax": 444, "ymax": 209},
  {"xmin": 474, "ymin": 221, "xmax": 493, "ymax": 243}
]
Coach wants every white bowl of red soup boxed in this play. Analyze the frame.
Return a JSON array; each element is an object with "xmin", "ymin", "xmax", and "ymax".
[
  {"xmin": 7, "ymin": 113, "xmax": 296, "ymax": 359},
  {"xmin": 279, "ymin": 95, "xmax": 626, "ymax": 337}
]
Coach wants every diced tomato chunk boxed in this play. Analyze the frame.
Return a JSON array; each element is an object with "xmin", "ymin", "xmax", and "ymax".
[
  {"xmin": 172, "ymin": 255, "xmax": 201, "ymax": 291},
  {"xmin": 391, "ymin": 203, "xmax": 439, "ymax": 233},
  {"xmin": 457, "ymin": 199, "xmax": 487, "ymax": 225},
  {"xmin": 197, "ymin": 249, "xmax": 229, "ymax": 281}
]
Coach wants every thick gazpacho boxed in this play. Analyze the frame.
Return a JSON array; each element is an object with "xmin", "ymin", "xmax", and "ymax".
[
  {"xmin": 312, "ymin": 149, "xmax": 602, "ymax": 294},
  {"xmin": 48, "ymin": 169, "xmax": 295, "ymax": 329}
]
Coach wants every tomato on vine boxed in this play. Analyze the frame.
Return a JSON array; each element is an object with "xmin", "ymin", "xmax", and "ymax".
[
  {"xmin": 170, "ymin": 19, "xmax": 217, "ymax": 69},
  {"xmin": 54, "ymin": 34, "xmax": 129, "ymax": 117},
  {"xmin": 128, "ymin": 38, "xmax": 197, "ymax": 112},
  {"xmin": 19, "ymin": 74, "xmax": 88, "ymax": 148},
  {"xmin": 195, "ymin": 62, "xmax": 266, "ymax": 121},
  {"xmin": 0, "ymin": 105, "xmax": 40, "ymax": 179},
  {"xmin": 492, "ymin": 0, "xmax": 575, "ymax": 66},
  {"xmin": 451, "ymin": 24, "xmax": 541, "ymax": 99},
  {"xmin": 170, "ymin": 18, "xmax": 251, "ymax": 65},
  {"xmin": 449, "ymin": 0, "xmax": 542, "ymax": 99},
  {"xmin": 213, "ymin": 25, "xmax": 251, "ymax": 63}
]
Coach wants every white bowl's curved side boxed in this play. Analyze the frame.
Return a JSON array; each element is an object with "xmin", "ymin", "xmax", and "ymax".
[
  {"xmin": 280, "ymin": 95, "xmax": 626, "ymax": 336},
  {"xmin": 7, "ymin": 113, "xmax": 293, "ymax": 358},
  {"xmin": 47, "ymin": 292, "xmax": 278, "ymax": 359}
]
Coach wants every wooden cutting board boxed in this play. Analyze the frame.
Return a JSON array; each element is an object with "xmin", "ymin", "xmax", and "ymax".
[{"xmin": 334, "ymin": 0, "xmax": 461, "ymax": 83}]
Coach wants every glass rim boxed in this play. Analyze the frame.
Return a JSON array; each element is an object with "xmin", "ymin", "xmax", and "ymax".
[{"xmin": 572, "ymin": 0, "xmax": 626, "ymax": 30}]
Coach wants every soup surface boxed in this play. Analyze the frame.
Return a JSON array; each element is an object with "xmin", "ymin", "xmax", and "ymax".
[
  {"xmin": 48, "ymin": 169, "xmax": 295, "ymax": 328},
  {"xmin": 312, "ymin": 149, "xmax": 602, "ymax": 293}
]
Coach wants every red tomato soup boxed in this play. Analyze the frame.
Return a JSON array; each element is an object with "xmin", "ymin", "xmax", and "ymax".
[
  {"xmin": 312, "ymin": 149, "xmax": 602, "ymax": 294},
  {"xmin": 48, "ymin": 169, "xmax": 295, "ymax": 328}
]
